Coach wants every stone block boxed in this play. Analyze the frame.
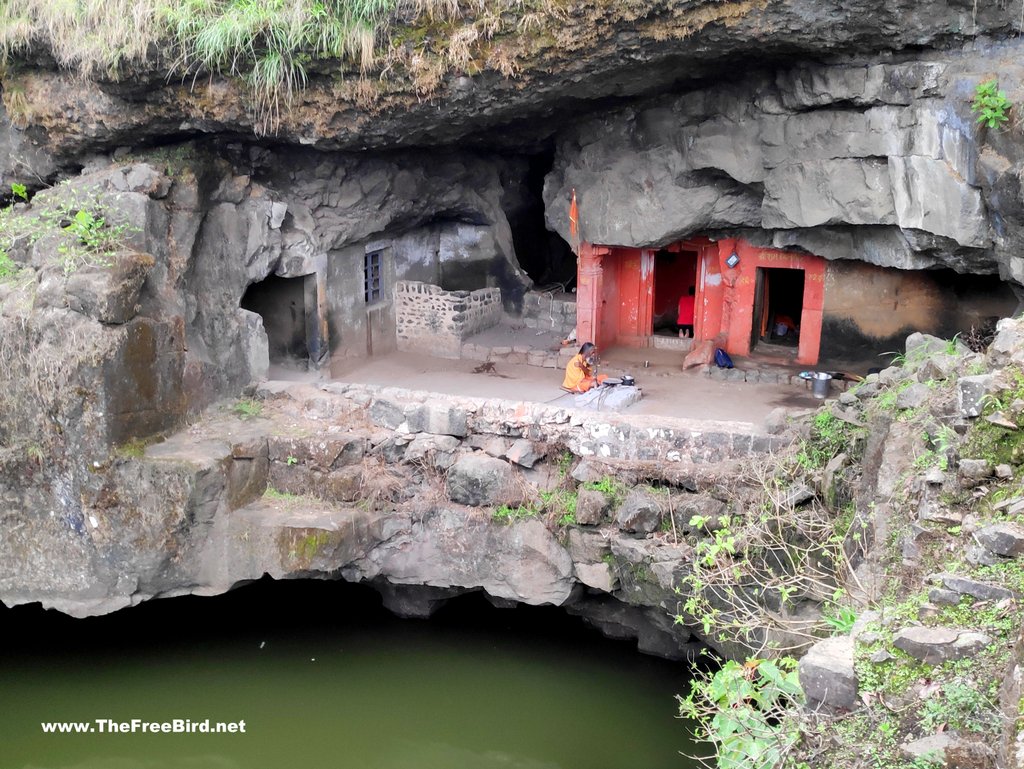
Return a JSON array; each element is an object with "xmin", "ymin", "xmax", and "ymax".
[
  {"xmin": 958, "ymin": 375, "xmax": 995, "ymax": 418},
  {"xmin": 506, "ymin": 438, "xmax": 545, "ymax": 468},
  {"xmin": 799, "ymin": 635, "xmax": 858, "ymax": 711},
  {"xmin": 404, "ymin": 433, "xmax": 461, "ymax": 463},
  {"xmin": 975, "ymin": 522, "xmax": 1024, "ymax": 557},
  {"xmin": 893, "ymin": 626, "xmax": 991, "ymax": 664},
  {"xmin": 575, "ymin": 562, "xmax": 617, "ymax": 593},
  {"xmin": 615, "ymin": 488, "xmax": 663, "ymax": 534},
  {"xmin": 369, "ymin": 398, "xmax": 406, "ymax": 430},
  {"xmin": 575, "ymin": 488, "xmax": 611, "ymax": 525},
  {"xmin": 446, "ymin": 453, "xmax": 519, "ymax": 506},
  {"xmin": 406, "ymin": 403, "xmax": 469, "ymax": 437},
  {"xmin": 930, "ymin": 573, "xmax": 1014, "ymax": 603}
]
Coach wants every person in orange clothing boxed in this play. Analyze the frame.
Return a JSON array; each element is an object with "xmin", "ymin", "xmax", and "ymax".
[{"xmin": 562, "ymin": 342, "xmax": 608, "ymax": 393}]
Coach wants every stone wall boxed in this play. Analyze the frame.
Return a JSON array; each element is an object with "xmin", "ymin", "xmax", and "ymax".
[
  {"xmin": 395, "ymin": 281, "xmax": 502, "ymax": 358},
  {"xmin": 330, "ymin": 380, "xmax": 790, "ymax": 464},
  {"xmin": 520, "ymin": 290, "xmax": 576, "ymax": 338}
]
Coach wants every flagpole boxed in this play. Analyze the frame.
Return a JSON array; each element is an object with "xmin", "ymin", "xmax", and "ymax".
[{"xmin": 569, "ymin": 187, "xmax": 580, "ymax": 256}]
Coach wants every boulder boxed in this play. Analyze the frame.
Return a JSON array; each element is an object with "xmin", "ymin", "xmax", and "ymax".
[
  {"xmin": 355, "ymin": 509, "xmax": 574, "ymax": 606},
  {"xmin": 505, "ymin": 438, "xmax": 545, "ymax": 468},
  {"xmin": 893, "ymin": 626, "xmax": 991, "ymax": 664},
  {"xmin": 975, "ymin": 522, "xmax": 1024, "ymax": 557},
  {"xmin": 566, "ymin": 528, "xmax": 610, "ymax": 563},
  {"xmin": 895, "ymin": 383, "xmax": 930, "ymax": 410},
  {"xmin": 781, "ymin": 483, "xmax": 815, "ymax": 508},
  {"xmin": 575, "ymin": 488, "xmax": 610, "ymax": 525},
  {"xmin": 445, "ymin": 453, "xmax": 519, "ymax": 506},
  {"xmin": 676, "ymin": 494, "xmax": 728, "ymax": 530},
  {"xmin": 928, "ymin": 573, "xmax": 1014, "ymax": 602},
  {"xmin": 987, "ymin": 317, "xmax": 1024, "ymax": 369},
  {"xmin": 958, "ymin": 375, "xmax": 995, "ymax": 418},
  {"xmin": 575, "ymin": 562, "xmax": 618, "ymax": 592},
  {"xmin": 900, "ymin": 734, "xmax": 954, "ymax": 764},
  {"xmin": 64, "ymin": 251, "xmax": 155, "ymax": 325},
  {"xmin": 615, "ymin": 488, "xmax": 664, "ymax": 534},
  {"xmin": 799, "ymin": 635, "xmax": 858, "ymax": 712},
  {"xmin": 404, "ymin": 433, "xmax": 461, "ymax": 467},
  {"xmin": 958, "ymin": 459, "xmax": 992, "ymax": 486}
]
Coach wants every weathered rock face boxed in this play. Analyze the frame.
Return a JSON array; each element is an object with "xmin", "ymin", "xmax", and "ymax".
[
  {"xmin": 544, "ymin": 41, "xmax": 1024, "ymax": 281},
  {"xmin": 2, "ymin": 0, "xmax": 1020, "ymax": 161},
  {"xmin": 0, "ymin": 379, "xmax": 801, "ymax": 659}
]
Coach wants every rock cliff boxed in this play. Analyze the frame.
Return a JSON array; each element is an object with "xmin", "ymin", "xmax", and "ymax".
[{"xmin": 4, "ymin": 0, "xmax": 1024, "ymax": 684}]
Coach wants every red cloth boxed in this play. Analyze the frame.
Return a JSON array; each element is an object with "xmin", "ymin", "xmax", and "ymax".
[{"xmin": 677, "ymin": 294, "xmax": 695, "ymax": 325}]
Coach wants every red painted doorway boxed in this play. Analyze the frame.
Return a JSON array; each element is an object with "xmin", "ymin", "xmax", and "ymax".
[
  {"xmin": 751, "ymin": 267, "xmax": 805, "ymax": 356},
  {"xmin": 653, "ymin": 248, "xmax": 698, "ymax": 338}
]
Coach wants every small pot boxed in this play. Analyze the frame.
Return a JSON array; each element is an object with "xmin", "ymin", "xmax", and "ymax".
[{"xmin": 621, "ymin": 375, "xmax": 636, "ymax": 387}]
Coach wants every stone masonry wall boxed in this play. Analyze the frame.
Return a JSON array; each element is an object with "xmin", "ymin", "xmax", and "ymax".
[
  {"xmin": 520, "ymin": 290, "xmax": 576, "ymax": 338},
  {"xmin": 310, "ymin": 381, "xmax": 791, "ymax": 464},
  {"xmin": 395, "ymin": 281, "xmax": 502, "ymax": 358}
]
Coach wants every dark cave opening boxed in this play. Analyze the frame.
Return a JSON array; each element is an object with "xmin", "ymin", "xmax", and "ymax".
[
  {"xmin": 0, "ymin": 578, "xmax": 686, "ymax": 663},
  {"xmin": 509, "ymin": 148, "xmax": 577, "ymax": 291},
  {"xmin": 0, "ymin": 579, "xmax": 704, "ymax": 768},
  {"xmin": 241, "ymin": 274, "xmax": 310, "ymax": 368}
]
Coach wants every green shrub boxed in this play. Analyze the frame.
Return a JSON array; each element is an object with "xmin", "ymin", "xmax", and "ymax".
[
  {"xmin": 972, "ymin": 79, "xmax": 1012, "ymax": 129},
  {"xmin": 679, "ymin": 657, "xmax": 803, "ymax": 769}
]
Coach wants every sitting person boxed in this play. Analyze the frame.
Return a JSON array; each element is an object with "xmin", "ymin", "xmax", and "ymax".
[
  {"xmin": 773, "ymin": 313, "xmax": 799, "ymax": 339},
  {"xmin": 562, "ymin": 342, "xmax": 608, "ymax": 393}
]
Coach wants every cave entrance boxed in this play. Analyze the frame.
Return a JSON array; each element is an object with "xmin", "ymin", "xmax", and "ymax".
[
  {"xmin": 241, "ymin": 273, "xmax": 324, "ymax": 371},
  {"xmin": 509, "ymin": 149, "xmax": 576, "ymax": 292},
  {"xmin": 751, "ymin": 267, "xmax": 805, "ymax": 356}
]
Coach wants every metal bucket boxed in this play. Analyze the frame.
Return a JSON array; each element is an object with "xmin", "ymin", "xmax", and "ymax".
[{"xmin": 811, "ymin": 372, "xmax": 833, "ymax": 399}]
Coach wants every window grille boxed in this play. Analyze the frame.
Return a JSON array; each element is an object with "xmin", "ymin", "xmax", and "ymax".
[{"xmin": 365, "ymin": 250, "xmax": 383, "ymax": 303}]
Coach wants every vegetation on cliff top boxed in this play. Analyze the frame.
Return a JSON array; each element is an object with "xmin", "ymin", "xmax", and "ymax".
[{"xmin": 0, "ymin": 0, "xmax": 566, "ymax": 131}]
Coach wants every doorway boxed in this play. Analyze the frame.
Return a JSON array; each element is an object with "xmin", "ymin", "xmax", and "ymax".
[
  {"xmin": 652, "ymin": 249, "xmax": 698, "ymax": 337},
  {"xmin": 241, "ymin": 274, "xmax": 309, "ymax": 366},
  {"xmin": 751, "ymin": 267, "xmax": 805, "ymax": 354}
]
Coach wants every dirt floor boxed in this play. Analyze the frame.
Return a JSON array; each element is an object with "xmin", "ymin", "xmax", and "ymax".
[{"xmin": 276, "ymin": 343, "xmax": 827, "ymax": 431}]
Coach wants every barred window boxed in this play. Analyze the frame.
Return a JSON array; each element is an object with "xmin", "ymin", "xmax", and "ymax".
[{"xmin": 364, "ymin": 250, "xmax": 383, "ymax": 303}]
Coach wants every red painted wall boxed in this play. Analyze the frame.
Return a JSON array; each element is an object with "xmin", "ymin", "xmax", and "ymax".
[
  {"xmin": 576, "ymin": 238, "xmax": 825, "ymax": 364},
  {"xmin": 697, "ymin": 239, "xmax": 824, "ymax": 365}
]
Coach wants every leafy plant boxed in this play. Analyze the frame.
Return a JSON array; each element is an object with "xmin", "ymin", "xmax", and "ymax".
[
  {"xmin": 54, "ymin": 205, "xmax": 133, "ymax": 275},
  {"xmin": 972, "ymin": 79, "xmax": 1012, "ymax": 130},
  {"xmin": 540, "ymin": 488, "xmax": 577, "ymax": 525},
  {"xmin": 286, "ymin": 455, "xmax": 298, "ymax": 466},
  {"xmin": 822, "ymin": 603, "xmax": 857, "ymax": 634},
  {"xmin": 679, "ymin": 657, "xmax": 803, "ymax": 769},
  {"xmin": 10, "ymin": 182, "xmax": 27, "ymax": 201},
  {"xmin": 919, "ymin": 679, "xmax": 1000, "ymax": 734}
]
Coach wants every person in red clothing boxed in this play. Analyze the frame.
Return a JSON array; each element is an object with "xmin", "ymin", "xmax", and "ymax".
[{"xmin": 677, "ymin": 286, "xmax": 695, "ymax": 338}]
